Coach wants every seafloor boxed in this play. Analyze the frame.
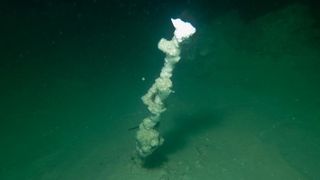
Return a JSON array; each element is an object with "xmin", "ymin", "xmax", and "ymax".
[{"xmin": 1, "ymin": 3, "xmax": 319, "ymax": 180}]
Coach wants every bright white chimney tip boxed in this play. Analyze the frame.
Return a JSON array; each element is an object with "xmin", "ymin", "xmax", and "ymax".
[{"xmin": 171, "ymin": 18, "xmax": 196, "ymax": 42}]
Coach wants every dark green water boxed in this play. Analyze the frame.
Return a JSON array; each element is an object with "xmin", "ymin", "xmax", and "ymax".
[{"xmin": 1, "ymin": 1, "xmax": 320, "ymax": 179}]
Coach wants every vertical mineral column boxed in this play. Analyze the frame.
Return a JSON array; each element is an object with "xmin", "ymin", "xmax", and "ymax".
[{"xmin": 136, "ymin": 18, "xmax": 196, "ymax": 158}]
